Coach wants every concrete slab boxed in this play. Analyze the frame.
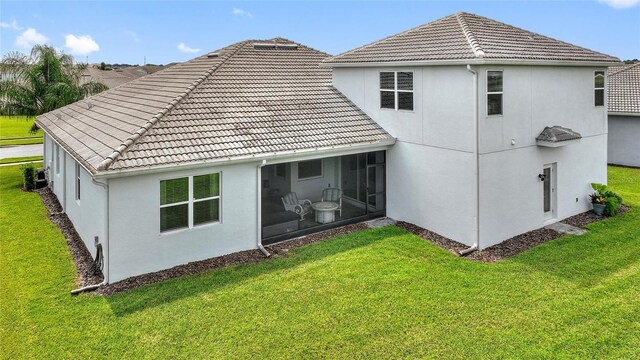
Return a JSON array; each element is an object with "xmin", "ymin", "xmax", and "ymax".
[
  {"xmin": 546, "ymin": 222, "xmax": 587, "ymax": 236},
  {"xmin": 365, "ymin": 217, "xmax": 397, "ymax": 228}
]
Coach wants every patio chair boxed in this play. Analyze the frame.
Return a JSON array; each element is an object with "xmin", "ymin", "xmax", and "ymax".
[
  {"xmin": 321, "ymin": 188, "xmax": 343, "ymax": 217},
  {"xmin": 281, "ymin": 192, "xmax": 312, "ymax": 220}
]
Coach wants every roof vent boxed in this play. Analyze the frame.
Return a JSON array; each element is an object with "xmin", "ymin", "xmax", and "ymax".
[
  {"xmin": 253, "ymin": 42, "xmax": 298, "ymax": 50},
  {"xmin": 207, "ymin": 52, "xmax": 219, "ymax": 58}
]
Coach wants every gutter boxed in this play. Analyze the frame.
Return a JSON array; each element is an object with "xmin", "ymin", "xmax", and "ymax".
[
  {"xmin": 321, "ymin": 59, "xmax": 621, "ymax": 68},
  {"xmin": 71, "ymin": 177, "xmax": 110, "ymax": 294},
  {"xmin": 461, "ymin": 64, "xmax": 480, "ymax": 255},
  {"xmin": 256, "ymin": 160, "xmax": 271, "ymax": 258},
  {"xmin": 94, "ymin": 141, "xmax": 395, "ymax": 180},
  {"xmin": 608, "ymin": 111, "xmax": 640, "ymax": 117}
]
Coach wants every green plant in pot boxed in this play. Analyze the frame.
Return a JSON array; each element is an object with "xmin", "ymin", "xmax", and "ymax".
[{"xmin": 590, "ymin": 183, "xmax": 622, "ymax": 216}]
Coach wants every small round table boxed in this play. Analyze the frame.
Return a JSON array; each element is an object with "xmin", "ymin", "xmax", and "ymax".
[{"xmin": 312, "ymin": 201, "xmax": 340, "ymax": 224}]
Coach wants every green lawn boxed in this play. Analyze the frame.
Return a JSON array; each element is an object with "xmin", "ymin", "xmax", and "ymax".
[
  {"xmin": 0, "ymin": 156, "xmax": 44, "ymax": 165},
  {"xmin": 0, "ymin": 116, "xmax": 42, "ymax": 147},
  {"xmin": 1, "ymin": 165, "xmax": 639, "ymax": 359}
]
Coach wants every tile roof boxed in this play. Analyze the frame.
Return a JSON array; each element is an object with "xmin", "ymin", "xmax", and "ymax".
[
  {"xmin": 536, "ymin": 126, "xmax": 582, "ymax": 142},
  {"xmin": 36, "ymin": 38, "xmax": 394, "ymax": 174},
  {"xmin": 608, "ymin": 62, "xmax": 640, "ymax": 114},
  {"xmin": 324, "ymin": 12, "xmax": 620, "ymax": 65}
]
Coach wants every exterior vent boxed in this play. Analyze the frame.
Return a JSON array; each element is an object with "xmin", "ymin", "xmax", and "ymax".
[
  {"xmin": 253, "ymin": 42, "xmax": 298, "ymax": 50},
  {"xmin": 207, "ymin": 52, "xmax": 219, "ymax": 58}
]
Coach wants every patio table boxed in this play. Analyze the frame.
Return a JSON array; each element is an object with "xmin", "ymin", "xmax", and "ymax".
[{"xmin": 312, "ymin": 201, "xmax": 340, "ymax": 224}]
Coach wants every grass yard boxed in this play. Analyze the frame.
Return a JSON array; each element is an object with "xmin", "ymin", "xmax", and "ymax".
[
  {"xmin": 0, "ymin": 116, "xmax": 42, "ymax": 147},
  {"xmin": 0, "ymin": 156, "xmax": 44, "ymax": 165},
  {"xmin": 1, "ymin": 164, "xmax": 639, "ymax": 359}
]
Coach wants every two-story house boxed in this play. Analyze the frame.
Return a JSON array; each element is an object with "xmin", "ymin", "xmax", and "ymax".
[{"xmin": 37, "ymin": 13, "xmax": 619, "ymax": 284}]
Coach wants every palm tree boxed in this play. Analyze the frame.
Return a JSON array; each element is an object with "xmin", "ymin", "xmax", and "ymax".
[{"xmin": 0, "ymin": 45, "xmax": 107, "ymax": 132}]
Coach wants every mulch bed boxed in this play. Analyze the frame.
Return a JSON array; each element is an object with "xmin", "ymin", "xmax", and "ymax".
[
  {"xmin": 35, "ymin": 182, "xmax": 631, "ymax": 293},
  {"xmin": 96, "ymin": 222, "xmax": 368, "ymax": 295},
  {"xmin": 398, "ymin": 205, "xmax": 631, "ymax": 262},
  {"xmin": 35, "ymin": 187, "xmax": 103, "ymax": 287}
]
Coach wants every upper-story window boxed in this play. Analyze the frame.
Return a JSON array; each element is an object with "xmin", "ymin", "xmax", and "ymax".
[
  {"xmin": 594, "ymin": 71, "xmax": 605, "ymax": 106},
  {"xmin": 487, "ymin": 70, "xmax": 503, "ymax": 116},
  {"xmin": 380, "ymin": 71, "xmax": 413, "ymax": 111}
]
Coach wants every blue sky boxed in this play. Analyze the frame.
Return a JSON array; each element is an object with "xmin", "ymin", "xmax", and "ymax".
[{"xmin": 1, "ymin": 1, "xmax": 639, "ymax": 65}]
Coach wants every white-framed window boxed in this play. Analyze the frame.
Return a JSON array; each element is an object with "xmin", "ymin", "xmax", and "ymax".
[
  {"xmin": 594, "ymin": 71, "xmax": 605, "ymax": 107},
  {"xmin": 298, "ymin": 159, "xmax": 323, "ymax": 180},
  {"xmin": 160, "ymin": 173, "xmax": 221, "ymax": 232},
  {"xmin": 75, "ymin": 163, "xmax": 81, "ymax": 201},
  {"xmin": 380, "ymin": 71, "xmax": 414, "ymax": 111},
  {"xmin": 487, "ymin": 70, "xmax": 503, "ymax": 116},
  {"xmin": 55, "ymin": 145, "xmax": 60, "ymax": 174}
]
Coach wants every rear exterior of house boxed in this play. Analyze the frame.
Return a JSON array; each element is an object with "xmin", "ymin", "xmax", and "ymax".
[
  {"xmin": 324, "ymin": 12, "xmax": 616, "ymax": 249},
  {"xmin": 38, "ymin": 13, "xmax": 619, "ymax": 283},
  {"xmin": 607, "ymin": 63, "xmax": 640, "ymax": 167}
]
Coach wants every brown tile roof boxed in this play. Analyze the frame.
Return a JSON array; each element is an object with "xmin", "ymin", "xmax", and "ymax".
[
  {"xmin": 36, "ymin": 38, "xmax": 394, "ymax": 174},
  {"xmin": 324, "ymin": 12, "xmax": 620, "ymax": 65},
  {"xmin": 608, "ymin": 62, "xmax": 640, "ymax": 114},
  {"xmin": 81, "ymin": 66, "xmax": 169, "ymax": 89}
]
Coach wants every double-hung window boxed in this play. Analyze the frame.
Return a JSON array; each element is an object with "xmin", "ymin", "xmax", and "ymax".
[
  {"xmin": 160, "ymin": 173, "xmax": 220, "ymax": 232},
  {"xmin": 594, "ymin": 71, "xmax": 605, "ymax": 106},
  {"xmin": 380, "ymin": 71, "xmax": 413, "ymax": 111},
  {"xmin": 487, "ymin": 70, "xmax": 503, "ymax": 116},
  {"xmin": 298, "ymin": 160, "xmax": 323, "ymax": 180},
  {"xmin": 75, "ymin": 163, "xmax": 81, "ymax": 200},
  {"xmin": 55, "ymin": 145, "xmax": 61, "ymax": 174}
]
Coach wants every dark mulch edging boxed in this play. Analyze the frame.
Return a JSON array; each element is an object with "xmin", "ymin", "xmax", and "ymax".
[
  {"xmin": 97, "ymin": 222, "xmax": 368, "ymax": 295},
  {"xmin": 35, "ymin": 187, "xmax": 103, "ymax": 287},
  {"xmin": 396, "ymin": 221, "xmax": 469, "ymax": 255},
  {"xmin": 562, "ymin": 205, "xmax": 629, "ymax": 228},
  {"xmin": 398, "ymin": 205, "xmax": 631, "ymax": 262}
]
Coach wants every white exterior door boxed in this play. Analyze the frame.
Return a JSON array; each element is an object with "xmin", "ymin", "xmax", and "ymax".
[{"xmin": 543, "ymin": 163, "xmax": 557, "ymax": 221}]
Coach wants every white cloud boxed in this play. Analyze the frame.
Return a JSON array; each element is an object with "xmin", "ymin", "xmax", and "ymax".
[
  {"xmin": 177, "ymin": 42, "xmax": 201, "ymax": 53},
  {"xmin": 0, "ymin": 20, "xmax": 22, "ymax": 30},
  {"xmin": 64, "ymin": 34, "xmax": 100, "ymax": 55},
  {"xmin": 598, "ymin": 0, "xmax": 639, "ymax": 8},
  {"xmin": 15, "ymin": 28, "xmax": 48, "ymax": 48},
  {"xmin": 232, "ymin": 7, "xmax": 254, "ymax": 19}
]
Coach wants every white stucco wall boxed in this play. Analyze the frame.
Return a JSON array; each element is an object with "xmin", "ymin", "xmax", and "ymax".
[
  {"xmin": 476, "ymin": 65, "xmax": 608, "ymax": 248},
  {"xmin": 44, "ymin": 133, "xmax": 107, "ymax": 258},
  {"xmin": 107, "ymin": 161, "xmax": 259, "ymax": 282},
  {"xmin": 608, "ymin": 115, "xmax": 640, "ymax": 167},
  {"xmin": 479, "ymin": 135, "xmax": 607, "ymax": 248},
  {"xmin": 386, "ymin": 141, "xmax": 477, "ymax": 246},
  {"xmin": 334, "ymin": 64, "xmax": 609, "ymax": 249}
]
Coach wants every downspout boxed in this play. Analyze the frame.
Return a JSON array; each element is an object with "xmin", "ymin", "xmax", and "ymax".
[
  {"xmin": 256, "ymin": 160, "xmax": 271, "ymax": 257},
  {"xmin": 460, "ymin": 64, "xmax": 480, "ymax": 256},
  {"xmin": 71, "ymin": 177, "xmax": 110, "ymax": 294}
]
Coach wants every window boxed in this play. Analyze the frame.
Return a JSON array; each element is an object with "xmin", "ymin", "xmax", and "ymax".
[
  {"xmin": 160, "ymin": 173, "xmax": 220, "ymax": 232},
  {"xmin": 298, "ymin": 160, "xmax": 322, "ymax": 180},
  {"xmin": 75, "ymin": 163, "xmax": 81, "ymax": 200},
  {"xmin": 487, "ymin": 71, "xmax": 503, "ymax": 115},
  {"xmin": 595, "ymin": 71, "xmax": 605, "ymax": 106},
  {"xmin": 55, "ymin": 146, "xmax": 60, "ymax": 174},
  {"xmin": 380, "ymin": 71, "xmax": 413, "ymax": 111}
]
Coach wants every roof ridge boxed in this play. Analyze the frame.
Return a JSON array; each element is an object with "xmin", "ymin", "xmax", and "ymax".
[
  {"xmin": 456, "ymin": 12, "xmax": 485, "ymax": 57},
  {"xmin": 609, "ymin": 62, "xmax": 640, "ymax": 77},
  {"xmin": 323, "ymin": 13, "xmax": 459, "ymax": 63},
  {"xmin": 97, "ymin": 41, "xmax": 249, "ymax": 171}
]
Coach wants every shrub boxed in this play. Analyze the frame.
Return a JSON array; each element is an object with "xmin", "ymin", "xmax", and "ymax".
[
  {"xmin": 590, "ymin": 183, "xmax": 623, "ymax": 216},
  {"xmin": 21, "ymin": 163, "xmax": 36, "ymax": 191}
]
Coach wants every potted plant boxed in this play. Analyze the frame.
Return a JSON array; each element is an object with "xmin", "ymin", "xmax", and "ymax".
[
  {"xmin": 590, "ymin": 183, "xmax": 623, "ymax": 216},
  {"xmin": 589, "ymin": 191, "xmax": 606, "ymax": 215}
]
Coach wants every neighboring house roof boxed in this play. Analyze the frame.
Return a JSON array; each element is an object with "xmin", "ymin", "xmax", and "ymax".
[
  {"xmin": 608, "ymin": 62, "xmax": 640, "ymax": 115},
  {"xmin": 36, "ymin": 38, "xmax": 394, "ymax": 175},
  {"xmin": 536, "ymin": 126, "xmax": 582, "ymax": 147},
  {"xmin": 81, "ymin": 65, "xmax": 169, "ymax": 89},
  {"xmin": 323, "ymin": 12, "xmax": 620, "ymax": 66}
]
